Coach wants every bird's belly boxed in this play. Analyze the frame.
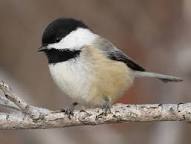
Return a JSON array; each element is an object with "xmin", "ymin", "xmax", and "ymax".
[
  {"xmin": 88, "ymin": 62, "xmax": 134, "ymax": 106},
  {"xmin": 81, "ymin": 46, "xmax": 135, "ymax": 106},
  {"xmin": 48, "ymin": 61, "xmax": 91, "ymax": 102},
  {"xmin": 48, "ymin": 58, "xmax": 134, "ymax": 106}
]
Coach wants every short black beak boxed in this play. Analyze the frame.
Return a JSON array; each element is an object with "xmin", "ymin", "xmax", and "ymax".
[{"xmin": 38, "ymin": 46, "xmax": 47, "ymax": 52}]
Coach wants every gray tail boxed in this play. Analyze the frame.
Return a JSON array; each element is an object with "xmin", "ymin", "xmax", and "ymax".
[{"xmin": 134, "ymin": 71, "xmax": 183, "ymax": 83}]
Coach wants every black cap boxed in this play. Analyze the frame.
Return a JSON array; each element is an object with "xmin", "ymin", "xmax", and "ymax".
[{"xmin": 42, "ymin": 18, "xmax": 88, "ymax": 47}]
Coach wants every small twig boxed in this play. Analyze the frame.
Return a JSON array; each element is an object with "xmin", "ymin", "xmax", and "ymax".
[
  {"xmin": 0, "ymin": 81, "xmax": 28, "ymax": 110},
  {"xmin": 0, "ymin": 81, "xmax": 50, "ymax": 119},
  {"xmin": 0, "ymin": 81, "xmax": 190, "ymax": 130},
  {"xmin": 0, "ymin": 96, "xmax": 20, "ymax": 111}
]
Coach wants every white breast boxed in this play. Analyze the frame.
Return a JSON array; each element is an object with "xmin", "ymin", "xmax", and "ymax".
[{"xmin": 48, "ymin": 59, "xmax": 92, "ymax": 102}]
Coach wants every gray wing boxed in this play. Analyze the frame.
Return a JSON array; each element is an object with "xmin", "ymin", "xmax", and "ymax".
[{"xmin": 94, "ymin": 37, "xmax": 145, "ymax": 71}]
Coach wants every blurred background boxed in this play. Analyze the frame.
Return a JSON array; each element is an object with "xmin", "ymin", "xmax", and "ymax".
[{"xmin": 0, "ymin": 0, "xmax": 190, "ymax": 144}]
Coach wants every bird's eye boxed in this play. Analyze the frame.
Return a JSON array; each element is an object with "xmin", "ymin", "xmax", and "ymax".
[{"xmin": 55, "ymin": 37, "xmax": 62, "ymax": 42}]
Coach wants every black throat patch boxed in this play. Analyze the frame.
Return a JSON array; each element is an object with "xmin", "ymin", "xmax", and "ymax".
[{"xmin": 44, "ymin": 49, "xmax": 81, "ymax": 64}]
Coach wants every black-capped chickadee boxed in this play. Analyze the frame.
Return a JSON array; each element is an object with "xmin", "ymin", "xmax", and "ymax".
[{"xmin": 38, "ymin": 18, "xmax": 182, "ymax": 111}]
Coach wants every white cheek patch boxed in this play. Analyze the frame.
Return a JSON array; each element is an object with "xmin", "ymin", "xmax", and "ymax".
[{"xmin": 47, "ymin": 28, "xmax": 97, "ymax": 50}]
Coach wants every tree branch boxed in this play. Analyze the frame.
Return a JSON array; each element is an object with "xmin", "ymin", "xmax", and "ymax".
[
  {"xmin": 0, "ymin": 95, "xmax": 20, "ymax": 111},
  {"xmin": 0, "ymin": 81, "xmax": 190, "ymax": 130}
]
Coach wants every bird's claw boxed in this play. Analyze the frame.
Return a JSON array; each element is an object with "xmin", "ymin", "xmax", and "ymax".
[
  {"xmin": 61, "ymin": 102, "xmax": 78, "ymax": 119},
  {"xmin": 102, "ymin": 102, "xmax": 111, "ymax": 116}
]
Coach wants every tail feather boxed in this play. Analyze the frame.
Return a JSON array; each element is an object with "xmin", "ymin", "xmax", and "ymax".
[{"xmin": 134, "ymin": 71, "xmax": 183, "ymax": 83}]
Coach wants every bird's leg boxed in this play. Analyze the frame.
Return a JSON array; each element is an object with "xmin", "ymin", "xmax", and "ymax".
[
  {"xmin": 62, "ymin": 102, "xmax": 78, "ymax": 117},
  {"xmin": 61, "ymin": 102, "xmax": 78, "ymax": 119},
  {"xmin": 101, "ymin": 97, "xmax": 112, "ymax": 115},
  {"xmin": 53, "ymin": 102, "xmax": 78, "ymax": 119}
]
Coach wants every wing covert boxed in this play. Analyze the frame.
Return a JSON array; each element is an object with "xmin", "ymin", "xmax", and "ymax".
[{"xmin": 94, "ymin": 37, "xmax": 145, "ymax": 71}]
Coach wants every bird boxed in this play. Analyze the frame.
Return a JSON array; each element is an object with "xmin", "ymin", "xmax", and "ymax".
[{"xmin": 38, "ymin": 18, "xmax": 182, "ymax": 113}]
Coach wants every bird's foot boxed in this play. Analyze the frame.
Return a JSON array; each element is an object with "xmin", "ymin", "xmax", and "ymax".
[
  {"xmin": 62, "ymin": 102, "xmax": 78, "ymax": 119},
  {"xmin": 101, "ymin": 102, "xmax": 112, "ymax": 116}
]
